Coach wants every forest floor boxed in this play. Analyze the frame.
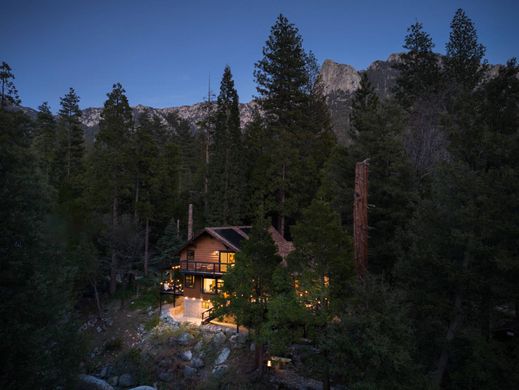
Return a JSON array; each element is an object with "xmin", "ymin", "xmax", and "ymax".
[{"xmin": 77, "ymin": 279, "xmax": 328, "ymax": 389}]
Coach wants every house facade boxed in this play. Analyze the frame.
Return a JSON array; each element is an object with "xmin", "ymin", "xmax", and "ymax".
[{"xmin": 177, "ymin": 225, "xmax": 294, "ymax": 320}]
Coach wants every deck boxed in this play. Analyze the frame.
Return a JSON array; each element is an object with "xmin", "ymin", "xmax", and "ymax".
[{"xmin": 180, "ymin": 259, "xmax": 233, "ymax": 276}]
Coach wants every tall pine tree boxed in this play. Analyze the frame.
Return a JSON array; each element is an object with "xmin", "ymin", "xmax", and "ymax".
[
  {"xmin": 253, "ymin": 14, "xmax": 334, "ymax": 235},
  {"xmin": 89, "ymin": 83, "xmax": 133, "ymax": 294},
  {"xmin": 56, "ymin": 87, "xmax": 84, "ymax": 200},
  {"xmin": 207, "ymin": 66, "xmax": 244, "ymax": 225},
  {"xmin": 0, "ymin": 61, "xmax": 21, "ymax": 108},
  {"xmin": 32, "ymin": 102, "xmax": 57, "ymax": 182}
]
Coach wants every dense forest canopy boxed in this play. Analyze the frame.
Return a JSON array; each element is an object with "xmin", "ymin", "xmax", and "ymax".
[{"xmin": 1, "ymin": 8, "xmax": 518, "ymax": 389}]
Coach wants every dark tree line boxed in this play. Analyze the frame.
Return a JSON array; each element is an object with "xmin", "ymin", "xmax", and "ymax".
[{"xmin": 1, "ymin": 8, "xmax": 518, "ymax": 389}]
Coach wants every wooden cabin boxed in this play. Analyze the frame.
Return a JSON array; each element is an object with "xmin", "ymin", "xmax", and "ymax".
[{"xmin": 176, "ymin": 225, "xmax": 294, "ymax": 320}]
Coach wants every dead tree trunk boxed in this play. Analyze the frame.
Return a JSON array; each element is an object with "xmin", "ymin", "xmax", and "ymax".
[
  {"xmin": 353, "ymin": 160, "xmax": 369, "ymax": 278},
  {"xmin": 109, "ymin": 196, "xmax": 118, "ymax": 295},
  {"xmin": 91, "ymin": 277, "xmax": 102, "ymax": 320},
  {"xmin": 278, "ymin": 162, "xmax": 286, "ymax": 238},
  {"xmin": 188, "ymin": 204, "xmax": 193, "ymax": 240},
  {"xmin": 134, "ymin": 180, "xmax": 139, "ymax": 221},
  {"xmin": 144, "ymin": 217, "xmax": 150, "ymax": 276}
]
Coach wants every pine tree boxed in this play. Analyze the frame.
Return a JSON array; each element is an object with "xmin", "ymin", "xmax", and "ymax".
[
  {"xmin": 394, "ymin": 22, "xmax": 442, "ymax": 107},
  {"xmin": 288, "ymin": 199, "xmax": 353, "ymax": 389},
  {"xmin": 32, "ymin": 102, "xmax": 57, "ymax": 181},
  {"xmin": 89, "ymin": 83, "xmax": 133, "ymax": 294},
  {"xmin": 254, "ymin": 15, "xmax": 309, "ymax": 129},
  {"xmin": 394, "ymin": 21, "xmax": 447, "ymax": 183},
  {"xmin": 396, "ymin": 21, "xmax": 518, "ymax": 385},
  {"xmin": 350, "ymin": 73, "xmax": 379, "ymax": 142},
  {"xmin": 56, "ymin": 87, "xmax": 84, "ymax": 199},
  {"xmin": 253, "ymin": 14, "xmax": 334, "ymax": 235},
  {"xmin": 212, "ymin": 212, "xmax": 281, "ymax": 370},
  {"xmin": 133, "ymin": 110, "xmax": 179, "ymax": 274},
  {"xmin": 328, "ymin": 276, "xmax": 424, "ymax": 389},
  {"xmin": 207, "ymin": 66, "xmax": 244, "ymax": 225},
  {"xmin": 156, "ymin": 217, "xmax": 184, "ymax": 264},
  {"xmin": 445, "ymin": 8, "xmax": 487, "ymax": 92},
  {"xmin": 242, "ymin": 109, "xmax": 272, "ymax": 220},
  {"xmin": 0, "ymin": 109, "xmax": 80, "ymax": 388},
  {"xmin": 133, "ymin": 110, "xmax": 159, "ymax": 275},
  {"xmin": 0, "ymin": 61, "xmax": 21, "ymax": 108}
]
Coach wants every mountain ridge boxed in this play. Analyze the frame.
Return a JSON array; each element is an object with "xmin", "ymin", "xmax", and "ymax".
[{"xmin": 19, "ymin": 53, "xmax": 503, "ymax": 145}]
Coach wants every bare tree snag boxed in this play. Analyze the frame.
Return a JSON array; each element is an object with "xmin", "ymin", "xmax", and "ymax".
[
  {"xmin": 188, "ymin": 203, "xmax": 193, "ymax": 240},
  {"xmin": 353, "ymin": 160, "xmax": 369, "ymax": 278},
  {"xmin": 144, "ymin": 217, "xmax": 150, "ymax": 276}
]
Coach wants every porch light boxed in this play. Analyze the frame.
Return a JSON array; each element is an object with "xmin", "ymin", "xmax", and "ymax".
[{"xmin": 267, "ymin": 360, "xmax": 272, "ymax": 368}]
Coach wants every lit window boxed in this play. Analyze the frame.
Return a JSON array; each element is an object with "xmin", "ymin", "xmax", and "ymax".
[
  {"xmin": 202, "ymin": 300, "xmax": 212, "ymax": 309},
  {"xmin": 219, "ymin": 251, "xmax": 235, "ymax": 272},
  {"xmin": 202, "ymin": 278, "xmax": 223, "ymax": 294},
  {"xmin": 185, "ymin": 275, "xmax": 195, "ymax": 288}
]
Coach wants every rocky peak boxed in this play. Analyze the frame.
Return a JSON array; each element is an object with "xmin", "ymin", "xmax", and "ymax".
[{"xmin": 320, "ymin": 59, "xmax": 361, "ymax": 95}]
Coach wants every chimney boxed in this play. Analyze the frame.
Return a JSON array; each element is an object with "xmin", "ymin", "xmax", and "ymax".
[{"xmin": 188, "ymin": 204, "xmax": 193, "ymax": 240}]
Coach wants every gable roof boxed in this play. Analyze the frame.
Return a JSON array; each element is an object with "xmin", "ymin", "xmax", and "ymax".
[{"xmin": 176, "ymin": 225, "xmax": 294, "ymax": 258}]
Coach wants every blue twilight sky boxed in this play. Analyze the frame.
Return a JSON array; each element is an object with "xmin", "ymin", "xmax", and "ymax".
[{"xmin": 2, "ymin": 0, "xmax": 518, "ymax": 111}]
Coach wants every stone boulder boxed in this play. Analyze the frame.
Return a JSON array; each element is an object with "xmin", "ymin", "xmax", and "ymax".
[
  {"xmin": 158, "ymin": 358, "xmax": 172, "ymax": 368},
  {"xmin": 118, "ymin": 373, "xmax": 135, "ymax": 387},
  {"xmin": 229, "ymin": 333, "xmax": 247, "ymax": 348},
  {"xmin": 129, "ymin": 387, "xmax": 156, "ymax": 390},
  {"xmin": 212, "ymin": 331, "xmax": 226, "ymax": 346},
  {"xmin": 158, "ymin": 370, "xmax": 174, "ymax": 382},
  {"xmin": 215, "ymin": 347, "xmax": 230, "ymax": 365},
  {"xmin": 212, "ymin": 365, "xmax": 228, "ymax": 377},
  {"xmin": 180, "ymin": 350, "xmax": 192, "ymax": 361},
  {"xmin": 78, "ymin": 374, "xmax": 114, "ymax": 390},
  {"xmin": 193, "ymin": 340, "xmax": 203, "ymax": 352},
  {"xmin": 98, "ymin": 365, "xmax": 112, "ymax": 378},
  {"xmin": 191, "ymin": 357, "xmax": 205, "ymax": 369},
  {"xmin": 176, "ymin": 332, "xmax": 194, "ymax": 346},
  {"xmin": 183, "ymin": 365, "xmax": 197, "ymax": 378}
]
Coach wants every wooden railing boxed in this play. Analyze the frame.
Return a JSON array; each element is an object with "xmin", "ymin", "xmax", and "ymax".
[
  {"xmin": 180, "ymin": 260, "xmax": 233, "ymax": 275},
  {"xmin": 201, "ymin": 306, "xmax": 216, "ymax": 324},
  {"xmin": 161, "ymin": 283, "xmax": 183, "ymax": 295}
]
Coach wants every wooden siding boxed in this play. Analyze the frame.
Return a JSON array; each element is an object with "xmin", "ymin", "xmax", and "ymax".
[
  {"xmin": 179, "ymin": 233, "xmax": 228, "ymax": 263},
  {"xmin": 183, "ymin": 275, "xmax": 220, "ymax": 300}
]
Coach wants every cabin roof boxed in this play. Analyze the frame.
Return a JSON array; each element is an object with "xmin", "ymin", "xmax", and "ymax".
[{"xmin": 176, "ymin": 225, "xmax": 294, "ymax": 258}]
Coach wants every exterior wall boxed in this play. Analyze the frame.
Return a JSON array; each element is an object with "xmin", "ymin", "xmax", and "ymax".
[
  {"xmin": 183, "ymin": 297, "xmax": 202, "ymax": 318},
  {"xmin": 183, "ymin": 275, "xmax": 220, "ymax": 300},
  {"xmin": 179, "ymin": 234, "xmax": 228, "ymax": 263},
  {"xmin": 183, "ymin": 276, "xmax": 214, "ymax": 319}
]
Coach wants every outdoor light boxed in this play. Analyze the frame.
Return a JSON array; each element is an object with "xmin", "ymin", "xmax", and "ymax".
[{"xmin": 267, "ymin": 360, "xmax": 272, "ymax": 368}]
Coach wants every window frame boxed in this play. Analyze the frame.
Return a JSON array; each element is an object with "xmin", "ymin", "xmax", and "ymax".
[
  {"xmin": 219, "ymin": 251, "xmax": 235, "ymax": 272},
  {"xmin": 184, "ymin": 275, "xmax": 195, "ymax": 288},
  {"xmin": 201, "ymin": 277, "xmax": 223, "ymax": 294}
]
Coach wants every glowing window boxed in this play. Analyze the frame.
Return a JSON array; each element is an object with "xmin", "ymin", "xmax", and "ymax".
[
  {"xmin": 219, "ymin": 251, "xmax": 235, "ymax": 272},
  {"xmin": 202, "ymin": 278, "xmax": 223, "ymax": 294},
  {"xmin": 202, "ymin": 278, "xmax": 217, "ymax": 294},
  {"xmin": 185, "ymin": 275, "xmax": 195, "ymax": 288}
]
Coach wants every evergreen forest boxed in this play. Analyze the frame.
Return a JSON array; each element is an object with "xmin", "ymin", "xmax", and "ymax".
[{"xmin": 1, "ymin": 9, "xmax": 518, "ymax": 390}]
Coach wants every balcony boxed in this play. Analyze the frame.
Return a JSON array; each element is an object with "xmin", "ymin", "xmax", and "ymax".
[{"xmin": 180, "ymin": 260, "xmax": 233, "ymax": 275}]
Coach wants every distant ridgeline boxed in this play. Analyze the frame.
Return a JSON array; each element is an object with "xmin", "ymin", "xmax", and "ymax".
[{"xmin": 17, "ymin": 53, "xmax": 503, "ymax": 146}]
